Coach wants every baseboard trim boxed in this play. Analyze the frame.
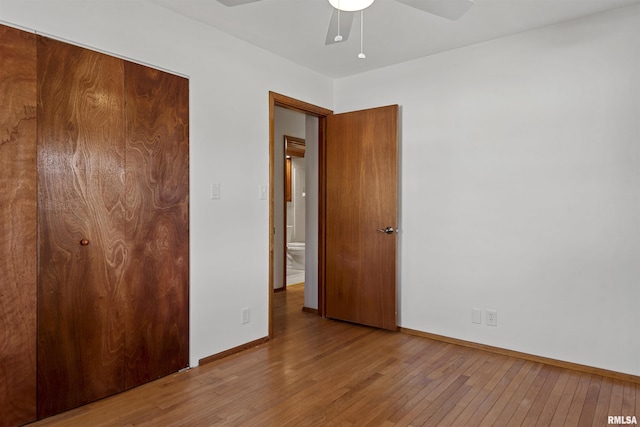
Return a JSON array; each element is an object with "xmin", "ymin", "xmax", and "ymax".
[
  {"xmin": 399, "ymin": 327, "xmax": 640, "ymax": 385},
  {"xmin": 198, "ymin": 336, "xmax": 270, "ymax": 366},
  {"xmin": 302, "ymin": 306, "xmax": 318, "ymax": 315}
]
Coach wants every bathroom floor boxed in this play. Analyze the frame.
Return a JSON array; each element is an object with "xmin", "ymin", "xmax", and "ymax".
[{"xmin": 286, "ymin": 268, "xmax": 305, "ymax": 287}]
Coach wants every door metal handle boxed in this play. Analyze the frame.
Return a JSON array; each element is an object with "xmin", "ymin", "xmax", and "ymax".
[{"xmin": 377, "ymin": 227, "xmax": 395, "ymax": 234}]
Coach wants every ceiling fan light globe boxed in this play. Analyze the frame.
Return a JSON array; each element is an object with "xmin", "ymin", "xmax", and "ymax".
[
  {"xmin": 335, "ymin": 34, "xmax": 343, "ymax": 42},
  {"xmin": 328, "ymin": 0, "xmax": 374, "ymax": 12}
]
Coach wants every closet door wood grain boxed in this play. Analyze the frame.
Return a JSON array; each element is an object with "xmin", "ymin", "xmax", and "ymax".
[
  {"xmin": 0, "ymin": 24, "xmax": 37, "ymax": 427},
  {"xmin": 36, "ymin": 37, "xmax": 126, "ymax": 419},
  {"xmin": 124, "ymin": 62, "xmax": 189, "ymax": 388}
]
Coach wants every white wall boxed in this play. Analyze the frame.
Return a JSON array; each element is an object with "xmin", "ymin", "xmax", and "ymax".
[
  {"xmin": 0, "ymin": 0, "xmax": 333, "ymax": 367},
  {"xmin": 334, "ymin": 5, "xmax": 640, "ymax": 376},
  {"xmin": 291, "ymin": 158, "xmax": 306, "ymax": 242},
  {"xmin": 304, "ymin": 116, "xmax": 320, "ymax": 310}
]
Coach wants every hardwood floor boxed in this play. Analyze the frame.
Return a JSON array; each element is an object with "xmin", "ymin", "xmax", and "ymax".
[{"xmin": 30, "ymin": 284, "xmax": 638, "ymax": 426}]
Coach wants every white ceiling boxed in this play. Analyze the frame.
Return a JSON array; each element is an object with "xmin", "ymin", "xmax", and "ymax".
[{"xmin": 149, "ymin": 0, "xmax": 640, "ymax": 78}]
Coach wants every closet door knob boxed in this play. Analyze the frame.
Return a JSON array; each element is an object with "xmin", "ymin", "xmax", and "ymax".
[{"xmin": 80, "ymin": 239, "xmax": 90, "ymax": 246}]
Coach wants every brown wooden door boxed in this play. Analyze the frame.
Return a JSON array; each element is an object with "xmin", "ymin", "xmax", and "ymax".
[
  {"xmin": 0, "ymin": 24, "xmax": 38, "ymax": 427},
  {"xmin": 325, "ymin": 105, "xmax": 398, "ymax": 331},
  {"xmin": 36, "ymin": 38, "xmax": 127, "ymax": 418},
  {"xmin": 123, "ymin": 62, "xmax": 189, "ymax": 389}
]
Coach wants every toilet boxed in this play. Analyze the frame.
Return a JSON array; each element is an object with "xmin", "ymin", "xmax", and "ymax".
[
  {"xmin": 286, "ymin": 225, "xmax": 305, "ymax": 270},
  {"xmin": 287, "ymin": 242, "xmax": 305, "ymax": 270}
]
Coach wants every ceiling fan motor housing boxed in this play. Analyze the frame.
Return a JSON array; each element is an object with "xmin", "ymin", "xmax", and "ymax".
[{"xmin": 328, "ymin": 0, "xmax": 375, "ymax": 12}]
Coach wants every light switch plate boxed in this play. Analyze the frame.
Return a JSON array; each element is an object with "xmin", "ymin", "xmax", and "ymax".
[
  {"xmin": 211, "ymin": 183, "xmax": 221, "ymax": 200},
  {"xmin": 472, "ymin": 308, "xmax": 482, "ymax": 324}
]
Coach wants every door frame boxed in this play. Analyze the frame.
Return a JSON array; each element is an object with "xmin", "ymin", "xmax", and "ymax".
[{"xmin": 268, "ymin": 91, "xmax": 332, "ymax": 338}]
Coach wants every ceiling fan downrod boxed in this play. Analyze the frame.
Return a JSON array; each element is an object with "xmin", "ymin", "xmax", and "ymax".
[
  {"xmin": 335, "ymin": 2, "xmax": 343, "ymax": 42},
  {"xmin": 358, "ymin": 9, "xmax": 366, "ymax": 59}
]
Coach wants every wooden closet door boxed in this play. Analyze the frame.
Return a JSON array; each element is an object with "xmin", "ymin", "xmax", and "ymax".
[
  {"xmin": 124, "ymin": 62, "xmax": 189, "ymax": 388},
  {"xmin": 36, "ymin": 38, "xmax": 126, "ymax": 418},
  {"xmin": 0, "ymin": 24, "xmax": 37, "ymax": 427}
]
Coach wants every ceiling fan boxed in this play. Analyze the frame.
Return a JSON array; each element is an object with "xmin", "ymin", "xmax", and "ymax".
[{"xmin": 217, "ymin": 0, "xmax": 473, "ymax": 49}]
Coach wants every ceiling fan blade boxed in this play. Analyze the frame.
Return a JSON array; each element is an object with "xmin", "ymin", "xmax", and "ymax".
[
  {"xmin": 325, "ymin": 8, "xmax": 355, "ymax": 45},
  {"xmin": 217, "ymin": 0, "xmax": 262, "ymax": 6},
  {"xmin": 394, "ymin": 0, "xmax": 473, "ymax": 20}
]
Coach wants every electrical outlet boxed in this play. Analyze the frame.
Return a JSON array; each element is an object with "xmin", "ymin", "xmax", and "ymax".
[
  {"xmin": 487, "ymin": 310, "xmax": 497, "ymax": 326},
  {"xmin": 241, "ymin": 307, "xmax": 250, "ymax": 325}
]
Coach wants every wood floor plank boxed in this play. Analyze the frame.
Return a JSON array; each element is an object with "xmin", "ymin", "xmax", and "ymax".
[
  {"xmin": 608, "ymin": 380, "xmax": 626, "ymax": 422},
  {"xmin": 358, "ymin": 345, "xmax": 474, "ymax": 426},
  {"xmin": 462, "ymin": 358, "xmax": 526, "ymax": 425},
  {"xmin": 620, "ymin": 382, "xmax": 636, "ymax": 416},
  {"xmin": 389, "ymin": 346, "xmax": 489, "ymax": 425},
  {"xmin": 521, "ymin": 366, "xmax": 563, "ymax": 426},
  {"xmin": 28, "ymin": 285, "xmax": 640, "ymax": 427},
  {"xmin": 410, "ymin": 374, "xmax": 471, "ymax": 425},
  {"xmin": 241, "ymin": 349, "xmax": 384, "ymax": 425},
  {"xmin": 506, "ymin": 363, "xmax": 554, "ymax": 425},
  {"xmin": 447, "ymin": 356, "xmax": 516, "ymax": 426},
  {"xmin": 312, "ymin": 359, "xmax": 424, "ymax": 426},
  {"xmin": 548, "ymin": 370, "xmax": 582, "ymax": 426},
  {"xmin": 564, "ymin": 373, "xmax": 595, "ymax": 426},
  {"xmin": 578, "ymin": 376, "xmax": 603, "ymax": 426},
  {"xmin": 527, "ymin": 367, "xmax": 570, "ymax": 426},
  {"xmin": 591, "ymin": 378, "xmax": 614, "ymax": 426},
  {"xmin": 477, "ymin": 360, "xmax": 537, "ymax": 426},
  {"xmin": 328, "ymin": 342, "xmax": 439, "ymax": 424},
  {"xmin": 491, "ymin": 362, "xmax": 545, "ymax": 426}
]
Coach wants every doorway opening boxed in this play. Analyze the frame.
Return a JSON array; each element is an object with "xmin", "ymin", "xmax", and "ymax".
[
  {"xmin": 284, "ymin": 134, "xmax": 306, "ymax": 288},
  {"xmin": 268, "ymin": 92, "xmax": 332, "ymax": 338},
  {"xmin": 269, "ymin": 93, "xmax": 400, "ymax": 337}
]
